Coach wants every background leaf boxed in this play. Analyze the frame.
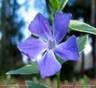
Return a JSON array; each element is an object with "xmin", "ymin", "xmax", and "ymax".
[
  {"xmin": 25, "ymin": 80, "xmax": 49, "ymax": 88},
  {"xmin": 77, "ymin": 35, "xmax": 88, "ymax": 53},
  {"xmin": 6, "ymin": 62, "xmax": 39, "ymax": 75},
  {"xmin": 69, "ymin": 20, "xmax": 96, "ymax": 35}
]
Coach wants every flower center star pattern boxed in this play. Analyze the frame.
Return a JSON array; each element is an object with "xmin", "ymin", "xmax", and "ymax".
[{"xmin": 18, "ymin": 12, "xmax": 80, "ymax": 78}]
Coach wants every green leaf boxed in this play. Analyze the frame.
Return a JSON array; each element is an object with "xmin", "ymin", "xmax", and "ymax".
[
  {"xmin": 77, "ymin": 35, "xmax": 88, "ymax": 53},
  {"xmin": 79, "ymin": 76, "xmax": 89, "ymax": 88},
  {"xmin": 57, "ymin": 56, "xmax": 64, "ymax": 65},
  {"xmin": 59, "ymin": 0, "xmax": 68, "ymax": 10},
  {"xmin": 49, "ymin": 0, "xmax": 60, "ymax": 11},
  {"xmin": 25, "ymin": 81, "xmax": 49, "ymax": 88},
  {"xmin": 70, "ymin": 20, "xmax": 96, "ymax": 35},
  {"xmin": 6, "ymin": 62, "xmax": 39, "ymax": 75}
]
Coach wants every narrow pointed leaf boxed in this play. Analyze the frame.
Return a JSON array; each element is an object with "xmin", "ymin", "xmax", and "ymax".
[
  {"xmin": 59, "ymin": 0, "xmax": 68, "ymax": 10},
  {"xmin": 70, "ymin": 20, "xmax": 96, "ymax": 35},
  {"xmin": 25, "ymin": 81, "xmax": 49, "ymax": 88},
  {"xmin": 49, "ymin": 0, "xmax": 60, "ymax": 11},
  {"xmin": 77, "ymin": 35, "xmax": 88, "ymax": 53},
  {"xmin": 6, "ymin": 62, "xmax": 39, "ymax": 75}
]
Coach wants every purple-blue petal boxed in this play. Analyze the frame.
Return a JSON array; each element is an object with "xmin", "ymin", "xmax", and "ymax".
[
  {"xmin": 53, "ymin": 12, "xmax": 72, "ymax": 43},
  {"xmin": 38, "ymin": 50, "xmax": 61, "ymax": 78},
  {"xmin": 18, "ymin": 37, "xmax": 47, "ymax": 59},
  {"xmin": 29, "ymin": 13, "xmax": 52, "ymax": 40},
  {"xmin": 54, "ymin": 35, "xmax": 80, "ymax": 61}
]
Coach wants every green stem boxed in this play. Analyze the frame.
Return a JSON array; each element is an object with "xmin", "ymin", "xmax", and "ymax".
[{"xmin": 57, "ymin": 72, "xmax": 60, "ymax": 88}]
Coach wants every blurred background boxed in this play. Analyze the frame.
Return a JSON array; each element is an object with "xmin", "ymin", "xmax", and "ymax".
[{"xmin": 0, "ymin": 0, "xmax": 96, "ymax": 83}]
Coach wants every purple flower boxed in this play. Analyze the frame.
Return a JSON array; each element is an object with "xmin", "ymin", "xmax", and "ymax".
[{"xmin": 18, "ymin": 12, "xmax": 80, "ymax": 78}]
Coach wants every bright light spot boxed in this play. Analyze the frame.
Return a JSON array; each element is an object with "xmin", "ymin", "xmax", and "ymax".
[
  {"xmin": 36, "ymin": 54, "xmax": 43, "ymax": 62},
  {"xmin": 20, "ymin": 26, "xmax": 31, "ymax": 40},
  {"xmin": 78, "ymin": 17, "xmax": 84, "ymax": 22},
  {"xmin": 24, "ymin": 9, "xmax": 38, "ymax": 23},
  {"xmin": 17, "ymin": 0, "xmax": 26, "ymax": 5},
  {"xmin": 22, "ymin": 54, "xmax": 29, "ymax": 64},
  {"xmin": 84, "ymin": 41, "xmax": 92, "ymax": 55},
  {"xmin": 17, "ymin": 6, "xmax": 27, "ymax": 19},
  {"xmin": 26, "ymin": 64, "xmax": 31, "ymax": 67},
  {"xmin": 0, "ymin": 32, "xmax": 2, "ymax": 40}
]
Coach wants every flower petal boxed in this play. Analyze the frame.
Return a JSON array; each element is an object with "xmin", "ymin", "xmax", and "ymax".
[
  {"xmin": 54, "ymin": 35, "xmax": 80, "ymax": 61},
  {"xmin": 18, "ymin": 37, "xmax": 47, "ymax": 59},
  {"xmin": 29, "ymin": 13, "xmax": 52, "ymax": 40},
  {"xmin": 38, "ymin": 50, "xmax": 61, "ymax": 78},
  {"xmin": 53, "ymin": 12, "xmax": 72, "ymax": 43}
]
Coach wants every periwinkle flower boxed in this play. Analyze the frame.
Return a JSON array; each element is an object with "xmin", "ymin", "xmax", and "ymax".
[{"xmin": 18, "ymin": 12, "xmax": 80, "ymax": 78}]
